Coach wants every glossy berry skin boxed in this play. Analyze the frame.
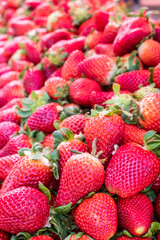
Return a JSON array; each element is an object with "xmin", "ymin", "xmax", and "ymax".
[
  {"xmin": 139, "ymin": 93, "xmax": 160, "ymax": 132},
  {"xmin": 42, "ymin": 134, "xmax": 54, "ymax": 150},
  {"xmin": 152, "ymin": 175, "xmax": 160, "ymax": 194},
  {"xmin": 61, "ymin": 50, "xmax": 85, "ymax": 81},
  {"xmin": 0, "ymin": 71, "xmax": 19, "ymax": 89},
  {"xmin": 23, "ymin": 68, "xmax": 45, "ymax": 94},
  {"xmin": 113, "ymin": 17, "xmax": 151, "ymax": 56},
  {"xmin": 0, "ymin": 134, "xmax": 32, "ymax": 158},
  {"xmin": 84, "ymin": 114, "xmax": 125, "ymax": 160},
  {"xmin": 123, "ymin": 124, "xmax": 147, "ymax": 146},
  {"xmin": 155, "ymin": 193, "xmax": 160, "ymax": 221},
  {"xmin": 0, "ymin": 187, "xmax": 50, "ymax": 234},
  {"xmin": 0, "ymin": 121, "xmax": 20, "ymax": 149},
  {"xmin": 0, "ymin": 106, "xmax": 21, "ymax": 124},
  {"xmin": 138, "ymin": 39, "xmax": 160, "ymax": 67},
  {"xmin": 105, "ymin": 142, "xmax": 160, "ymax": 198},
  {"xmin": 0, "ymin": 98, "xmax": 22, "ymax": 111},
  {"xmin": 75, "ymin": 193, "xmax": 117, "ymax": 240},
  {"xmin": 59, "ymin": 114, "xmax": 86, "ymax": 134},
  {"xmin": 153, "ymin": 63, "xmax": 160, "ymax": 89},
  {"xmin": 69, "ymin": 78, "xmax": 102, "ymax": 107},
  {"xmin": 25, "ymin": 103, "xmax": 59, "ymax": 133},
  {"xmin": 116, "ymin": 236, "xmax": 151, "ymax": 240},
  {"xmin": 69, "ymin": 235, "xmax": 91, "ymax": 240},
  {"xmin": 115, "ymin": 70, "xmax": 150, "ymax": 93},
  {"xmin": 56, "ymin": 153, "xmax": 105, "ymax": 206},
  {"xmin": 117, "ymin": 193, "xmax": 153, "ymax": 236},
  {"xmin": 58, "ymin": 139, "xmax": 88, "ymax": 175},
  {"xmin": 0, "ymin": 154, "xmax": 21, "ymax": 182},
  {"xmin": 157, "ymin": 233, "xmax": 160, "ymax": 240},
  {"xmin": 0, "ymin": 155, "xmax": 53, "ymax": 193},
  {"xmin": 102, "ymin": 22, "xmax": 119, "ymax": 44},
  {"xmin": 77, "ymin": 55, "xmax": 115, "ymax": 86},
  {"xmin": 0, "ymin": 230, "xmax": 10, "ymax": 240},
  {"xmin": 29, "ymin": 236, "xmax": 54, "ymax": 240}
]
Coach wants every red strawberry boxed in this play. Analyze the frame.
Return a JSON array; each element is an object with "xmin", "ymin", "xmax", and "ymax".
[
  {"xmin": 23, "ymin": 68, "xmax": 45, "ymax": 94},
  {"xmin": 0, "ymin": 98, "xmax": 22, "ymax": 111},
  {"xmin": 44, "ymin": 77, "xmax": 69, "ymax": 100},
  {"xmin": 94, "ymin": 10, "xmax": 109, "ymax": 31},
  {"xmin": 0, "ymin": 121, "xmax": 20, "ymax": 149},
  {"xmin": 0, "ymin": 154, "xmax": 21, "ymax": 182},
  {"xmin": 0, "ymin": 65, "xmax": 12, "ymax": 76},
  {"xmin": 117, "ymin": 236, "xmax": 151, "ymax": 240},
  {"xmin": 11, "ymin": 60, "xmax": 33, "ymax": 72},
  {"xmin": 0, "ymin": 81, "xmax": 25, "ymax": 107},
  {"xmin": 155, "ymin": 193, "xmax": 160, "ymax": 221},
  {"xmin": 25, "ymin": 0, "xmax": 43, "ymax": 9},
  {"xmin": 69, "ymin": 78, "xmax": 102, "ymax": 107},
  {"xmin": 95, "ymin": 43, "xmax": 115, "ymax": 57},
  {"xmin": 0, "ymin": 134, "xmax": 32, "ymax": 157},
  {"xmin": 75, "ymin": 193, "xmax": 117, "ymax": 240},
  {"xmin": 69, "ymin": 235, "xmax": 90, "ymax": 240},
  {"xmin": 0, "ymin": 106, "xmax": 21, "ymax": 124},
  {"xmin": 0, "ymin": 230, "xmax": 10, "ymax": 240},
  {"xmin": 78, "ymin": 55, "xmax": 116, "ymax": 86},
  {"xmin": 139, "ymin": 93, "xmax": 160, "ymax": 132},
  {"xmin": 153, "ymin": 63, "xmax": 160, "ymax": 89},
  {"xmin": 123, "ymin": 124, "xmax": 147, "ymax": 146},
  {"xmin": 0, "ymin": 186, "xmax": 49, "ymax": 234},
  {"xmin": 105, "ymin": 142, "xmax": 160, "ymax": 197},
  {"xmin": 90, "ymin": 90, "xmax": 131, "ymax": 108},
  {"xmin": 78, "ymin": 17, "xmax": 96, "ymax": 36},
  {"xmin": 152, "ymin": 175, "xmax": 160, "ymax": 194},
  {"xmin": 85, "ymin": 30, "xmax": 103, "ymax": 49},
  {"xmin": 84, "ymin": 114, "xmax": 125, "ymax": 160},
  {"xmin": 117, "ymin": 193, "xmax": 153, "ymax": 236},
  {"xmin": 113, "ymin": 17, "xmax": 151, "ymax": 56},
  {"xmin": 61, "ymin": 50, "xmax": 85, "ymax": 81},
  {"xmin": 157, "ymin": 233, "xmax": 160, "ymax": 240},
  {"xmin": 102, "ymin": 21, "xmax": 119, "ymax": 43},
  {"xmin": 25, "ymin": 103, "xmax": 59, "ymax": 133},
  {"xmin": 0, "ymin": 148, "xmax": 53, "ymax": 194},
  {"xmin": 154, "ymin": 27, "xmax": 160, "ymax": 43},
  {"xmin": 4, "ymin": 36, "xmax": 28, "ymax": 57},
  {"xmin": 138, "ymin": 39, "xmax": 160, "ymax": 67},
  {"xmin": 30, "ymin": 236, "xmax": 54, "ymax": 240},
  {"xmin": 115, "ymin": 70, "xmax": 150, "ymax": 92},
  {"xmin": 59, "ymin": 114, "xmax": 86, "ymax": 134},
  {"xmin": 0, "ymin": 71, "xmax": 19, "ymax": 89},
  {"xmin": 42, "ymin": 134, "xmax": 54, "ymax": 150},
  {"xmin": 25, "ymin": 41, "xmax": 41, "ymax": 64},
  {"xmin": 39, "ymin": 29, "xmax": 71, "ymax": 52},
  {"xmin": 56, "ymin": 153, "xmax": 105, "ymax": 206},
  {"xmin": 10, "ymin": 18, "xmax": 36, "ymax": 36}
]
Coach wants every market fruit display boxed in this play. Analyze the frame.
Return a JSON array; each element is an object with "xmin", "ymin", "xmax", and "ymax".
[{"xmin": 0, "ymin": 0, "xmax": 160, "ymax": 239}]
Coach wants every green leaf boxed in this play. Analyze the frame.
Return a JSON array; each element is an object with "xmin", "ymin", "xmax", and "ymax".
[
  {"xmin": 52, "ymin": 130, "xmax": 68, "ymax": 149},
  {"xmin": 143, "ymin": 130, "xmax": 156, "ymax": 141},
  {"xmin": 113, "ymin": 83, "xmax": 120, "ymax": 97},
  {"xmin": 54, "ymin": 202, "xmax": 72, "ymax": 214},
  {"xmin": 18, "ymin": 148, "xmax": 30, "ymax": 156},
  {"xmin": 145, "ymin": 190, "xmax": 156, "ymax": 202},
  {"xmin": 59, "ymin": 128, "xmax": 74, "ymax": 141},
  {"xmin": 36, "ymin": 131, "xmax": 45, "ymax": 142},
  {"xmin": 39, "ymin": 182, "xmax": 51, "ymax": 202},
  {"xmin": 122, "ymin": 230, "xmax": 132, "ymax": 238}
]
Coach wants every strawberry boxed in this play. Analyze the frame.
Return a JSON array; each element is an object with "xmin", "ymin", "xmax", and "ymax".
[
  {"xmin": 0, "ymin": 71, "xmax": 19, "ymax": 89},
  {"xmin": 0, "ymin": 154, "xmax": 21, "ymax": 182},
  {"xmin": 95, "ymin": 43, "xmax": 115, "ymax": 57},
  {"xmin": 113, "ymin": 17, "xmax": 152, "ymax": 56},
  {"xmin": 0, "ymin": 145, "xmax": 53, "ymax": 193},
  {"xmin": 40, "ymin": 57, "xmax": 56, "ymax": 79},
  {"xmin": 154, "ymin": 27, "xmax": 160, "ymax": 43},
  {"xmin": 25, "ymin": 41, "xmax": 41, "ymax": 64},
  {"xmin": 78, "ymin": 55, "xmax": 116, "ymax": 86},
  {"xmin": 75, "ymin": 193, "xmax": 117, "ymax": 240},
  {"xmin": 123, "ymin": 124, "xmax": 147, "ymax": 146},
  {"xmin": 0, "ymin": 81, "xmax": 25, "ymax": 107},
  {"xmin": 0, "ymin": 230, "xmax": 10, "ymax": 240},
  {"xmin": 0, "ymin": 121, "xmax": 20, "ymax": 149},
  {"xmin": 153, "ymin": 63, "xmax": 160, "ymax": 89},
  {"xmin": 138, "ymin": 39, "xmax": 160, "ymax": 67},
  {"xmin": 39, "ymin": 29, "xmax": 71, "ymax": 52},
  {"xmin": 25, "ymin": 103, "xmax": 60, "ymax": 133},
  {"xmin": 0, "ymin": 106, "xmax": 21, "ymax": 124},
  {"xmin": 69, "ymin": 235, "xmax": 90, "ymax": 240},
  {"xmin": 102, "ymin": 21, "xmax": 119, "ymax": 43},
  {"xmin": 116, "ymin": 236, "xmax": 151, "ymax": 240},
  {"xmin": 155, "ymin": 193, "xmax": 160, "ymax": 221},
  {"xmin": 84, "ymin": 114, "xmax": 125, "ymax": 161},
  {"xmin": 94, "ymin": 10, "xmax": 109, "ymax": 31},
  {"xmin": 4, "ymin": 36, "xmax": 28, "ymax": 58},
  {"xmin": 44, "ymin": 77, "xmax": 69, "ymax": 100},
  {"xmin": 152, "ymin": 175, "xmax": 160, "ymax": 194},
  {"xmin": 42, "ymin": 134, "xmax": 54, "ymax": 150},
  {"xmin": 56, "ymin": 153, "xmax": 105, "ymax": 206},
  {"xmin": 61, "ymin": 50, "xmax": 85, "ymax": 81},
  {"xmin": 0, "ymin": 186, "xmax": 50, "ymax": 234},
  {"xmin": 10, "ymin": 18, "xmax": 36, "ymax": 36},
  {"xmin": 23, "ymin": 68, "xmax": 45, "ymax": 94},
  {"xmin": 117, "ymin": 193, "xmax": 153, "ymax": 236},
  {"xmin": 90, "ymin": 90, "xmax": 131, "ymax": 108},
  {"xmin": 0, "ymin": 65, "xmax": 12, "ymax": 76},
  {"xmin": 30, "ymin": 236, "xmax": 54, "ymax": 240},
  {"xmin": 105, "ymin": 142, "xmax": 160, "ymax": 198},
  {"xmin": 11, "ymin": 60, "xmax": 33, "ymax": 72},
  {"xmin": 59, "ymin": 114, "xmax": 86, "ymax": 134},
  {"xmin": 69, "ymin": 78, "xmax": 102, "ymax": 107},
  {"xmin": 25, "ymin": 0, "xmax": 43, "ymax": 9},
  {"xmin": 85, "ymin": 30, "xmax": 103, "ymax": 49},
  {"xmin": 115, "ymin": 70, "xmax": 150, "ymax": 92},
  {"xmin": 139, "ymin": 93, "xmax": 160, "ymax": 132},
  {"xmin": 0, "ymin": 134, "xmax": 32, "ymax": 157}
]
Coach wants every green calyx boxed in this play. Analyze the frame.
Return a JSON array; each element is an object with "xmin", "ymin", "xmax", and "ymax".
[
  {"xmin": 70, "ymin": 6, "xmax": 92, "ymax": 26},
  {"xmin": 52, "ymin": 128, "xmax": 75, "ymax": 149},
  {"xmin": 47, "ymin": 49, "xmax": 68, "ymax": 67},
  {"xmin": 143, "ymin": 130, "xmax": 160, "ymax": 158},
  {"xmin": 132, "ymin": 85, "xmax": 160, "ymax": 100}
]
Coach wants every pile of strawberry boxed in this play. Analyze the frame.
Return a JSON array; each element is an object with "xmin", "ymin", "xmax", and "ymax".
[{"xmin": 1, "ymin": 0, "xmax": 160, "ymax": 239}]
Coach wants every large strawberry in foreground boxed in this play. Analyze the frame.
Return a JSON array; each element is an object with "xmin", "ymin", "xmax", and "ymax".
[
  {"xmin": 105, "ymin": 142, "xmax": 160, "ymax": 198},
  {"xmin": 0, "ymin": 186, "xmax": 49, "ymax": 234}
]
